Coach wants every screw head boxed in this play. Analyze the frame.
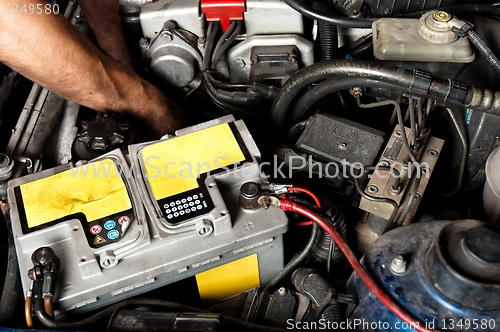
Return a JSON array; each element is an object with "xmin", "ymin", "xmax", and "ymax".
[
  {"xmin": 287, "ymin": 54, "xmax": 297, "ymax": 63},
  {"xmin": 367, "ymin": 185, "xmax": 379, "ymax": 194},
  {"xmin": 278, "ymin": 287, "xmax": 287, "ymax": 296},
  {"xmin": 427, "ymin": 149, "xmax": 439, "ymax": 158}
]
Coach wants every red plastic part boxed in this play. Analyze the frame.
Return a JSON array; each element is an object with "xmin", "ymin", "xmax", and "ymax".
[{"xmin": 201, "ymin": 0, "xmax": 246, "ymax": 32}]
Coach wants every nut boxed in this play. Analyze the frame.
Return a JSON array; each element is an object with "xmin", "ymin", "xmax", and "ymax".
[{"xmin": 390, "ymin": 255, "xmax": 407, "ymax": 274}]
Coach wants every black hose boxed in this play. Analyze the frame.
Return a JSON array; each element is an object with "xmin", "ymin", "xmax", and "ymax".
[
  {"xmin": 290, "ymin": 77, "xmax": 403, "ymax": 123},
  {"xmin": 33, "ymin": 296, "xmax": 287, "ymax": 331},
  {"xmin": 270, "ymin": 60, "xmax": 471, "ymax": 131},
  {"xmin": 321, "ymin": 302, "xmax": 343, "ymax": 324},
  {"xmin": 312, "ymin": 2, "xmax": 338, "ymax": 60},
  {"xmin": 338, "ymin": 33, "xmax": 372, "ymax": 56},
  {"xmin": 263, "ymin": 223, "xmax": 319, "ymax": 292},
  {"xmin": 311, "ymin": 206, "xmax": 347, "ymax": 265},
  {"xmin": 271, "ymin": 61, "xmax": 411, "ymax": 129},
  {"xmin": 284, "ymin": 0, "xmax": 374, "ymax": 28},
  {"xmin": 400, "ymin": 4, "xmax": 500, "ymax": 19},
  {"xmin": 291, "ymin": 268, "xmax": 343, "ymax": 323},
  {"xmin": 0, "ymin": 210, "xmax": 22, "ymax": 327},
  {"xmin": 468, "ymin": 30, "xmax": 500, "ymax": 75}
]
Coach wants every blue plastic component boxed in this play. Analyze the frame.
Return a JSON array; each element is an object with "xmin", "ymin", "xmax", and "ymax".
[
  {"xmin": 104, "ymin": 220, "xmax": 116, "ymax": 230},
  {"xmin": 107, "ymin": 229, "xmax": 119, "ymax": 240},
  {"xmin": 347, "ymin": 221, "xmax": 500, "ymax": 332}
]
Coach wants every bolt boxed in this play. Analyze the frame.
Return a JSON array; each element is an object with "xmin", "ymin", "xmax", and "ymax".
[
  {"xmin": 278, "ymin": 287, "xmax": 287, "ymax": 296},
  {"xmin": 367, "ymin": 185, "xmax": 379, "ymax": 194},
  {"xmin": 161, "ymin": 32, "xmax": 173, "ymax": 43},
  {"xmin": 389, "ymin": 186, "xmax": 401, "ymax": 196},
  {"xmin": 102, "ymin": 258, "xmax": 115, "ymax": 267},
  {"xmin": 390, "ymin": 255, "xmax": 407, "ymax": 274},
  {"xmin": 139, "ymin": 38, "xmax": 149, "ymax": 48},
  {"xmin": 199, "ymin": 227, "xmax": 208, "ymax": 236},
  {"xmin": 427, "ymin": 149, "xmax": 439, "ymax": 158},
  {"xmin": 234, "ymin": 58, "xmax": 246, "ymax": 68},
  {"xmin": 28, "ymin": 268, "xmax": 35, "ymax": 280},
  {"xmin": 414, "ymin": 193, "xmax": 421, "ymax": 201},
  {"xmin": 287, "ymin": 54, "xmax": 298, "ymax": 63},
  {"xmin": 197, "ymin": 37, "xmax": 206, "ymax": 46},
  {"xmin": 338, "ymin": 143, "xmax": 348, "ymax": 150}
]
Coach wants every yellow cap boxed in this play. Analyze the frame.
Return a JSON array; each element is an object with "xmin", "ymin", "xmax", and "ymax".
[{"xmin": 433, "ymin": 11, "xmax": 451, "ymax": 22}]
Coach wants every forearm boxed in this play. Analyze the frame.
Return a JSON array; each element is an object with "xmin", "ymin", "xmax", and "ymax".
[
  {"xmin": 78, "ymin": 0, "xmax": 132, "ymax": 68},
  {"xmin": 0, "ymin": 0, "xmax": 128, "ymax": 109},
  {"xmin": 0, "ymin": 0, "xmax": 185, "ymax": 136}
]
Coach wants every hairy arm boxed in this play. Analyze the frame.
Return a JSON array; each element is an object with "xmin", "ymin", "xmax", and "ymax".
[
  {"xmin": 0, "ymin": 0, "xmax": 185, "ymax": 137},
  {"xmin": 78, "ymin": 0, "xmax": 133, "ymax": 69}
]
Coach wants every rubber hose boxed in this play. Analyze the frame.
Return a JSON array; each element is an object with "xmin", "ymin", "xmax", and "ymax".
[
  {"xmin": 290, "ymin": 77, "xmax": 403, "ymax": 123},
  {"xmin": 270, "ymin": 60, "xmax": 467, "ymax": 130},
  {"xmin": 321, "ymin": 302, "xmax": 344, "ymax": 323},
  {"xmin": 284, "ymin": 0, "xmax": 374, "ymax": 28},
  {"xmin": 400, "ymin": 4, "xmax": 500, "ymax": 19},
  {"xmin": 0, "ymin": 210, "xmax": 22, "ymax": 327},
  {"xmin": 312, "ymin": 2, "xmax": 338, "ymax": 60},
  {"xmin": 468, "ymin": 30, "xmax": 500, "ymax": 75},
  {"xmin": 311, "ymin": 206, "xmax": 347, "ymax": 264},
  {"xmin": 291, "ymin": 268, "xmax": 339, "ymax": 322},
  {"xmin": 33, "ymin": 296, "xmax": 287, "ymax": 332}
]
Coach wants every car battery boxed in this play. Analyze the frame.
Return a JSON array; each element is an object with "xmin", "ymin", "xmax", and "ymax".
[{"xmin": 7, "ymin": 115, "xmax": 288, "ymax": 316}]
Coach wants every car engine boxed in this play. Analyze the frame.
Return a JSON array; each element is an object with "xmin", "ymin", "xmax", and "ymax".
[{"xmin": 1, "ymin": 0, "xmax": 500, "ymax": 331}]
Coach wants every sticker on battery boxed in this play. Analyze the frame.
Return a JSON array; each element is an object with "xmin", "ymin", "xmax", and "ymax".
[
  {"xmin": 140, "ymin": 122, "xmax": 252, "ymax": 224},
  {"xmin": 14, "ymin": 159, "xmax": 134, "ymax": 248}
]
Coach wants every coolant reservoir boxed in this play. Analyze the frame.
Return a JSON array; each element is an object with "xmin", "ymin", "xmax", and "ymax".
[{"xmin": 372, "ymin": 10, "xmax": 475, "ymax": 79}]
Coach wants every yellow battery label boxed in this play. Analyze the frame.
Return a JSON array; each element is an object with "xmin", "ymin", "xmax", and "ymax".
[
  {"xmin": 141, "ymin": 123, "xmax": 246, "ymax": 200},
  {"xmin": 195, "ymin": 254, "xmax": 260, "ymax": 305},
  {"xmin": 20, "ymin": 159, "xmax": 132, "ymax": 228}
]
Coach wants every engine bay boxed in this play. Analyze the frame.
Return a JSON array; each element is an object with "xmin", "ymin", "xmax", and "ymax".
[{"xmin": 1, "ymin": 0, "xmax": 500, "ymax": 331}]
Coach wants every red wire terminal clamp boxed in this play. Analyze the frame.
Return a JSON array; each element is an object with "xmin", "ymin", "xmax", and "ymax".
[{"xmin": 201, "ymin": 0, "xmax": 246, "ymax": 32}]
